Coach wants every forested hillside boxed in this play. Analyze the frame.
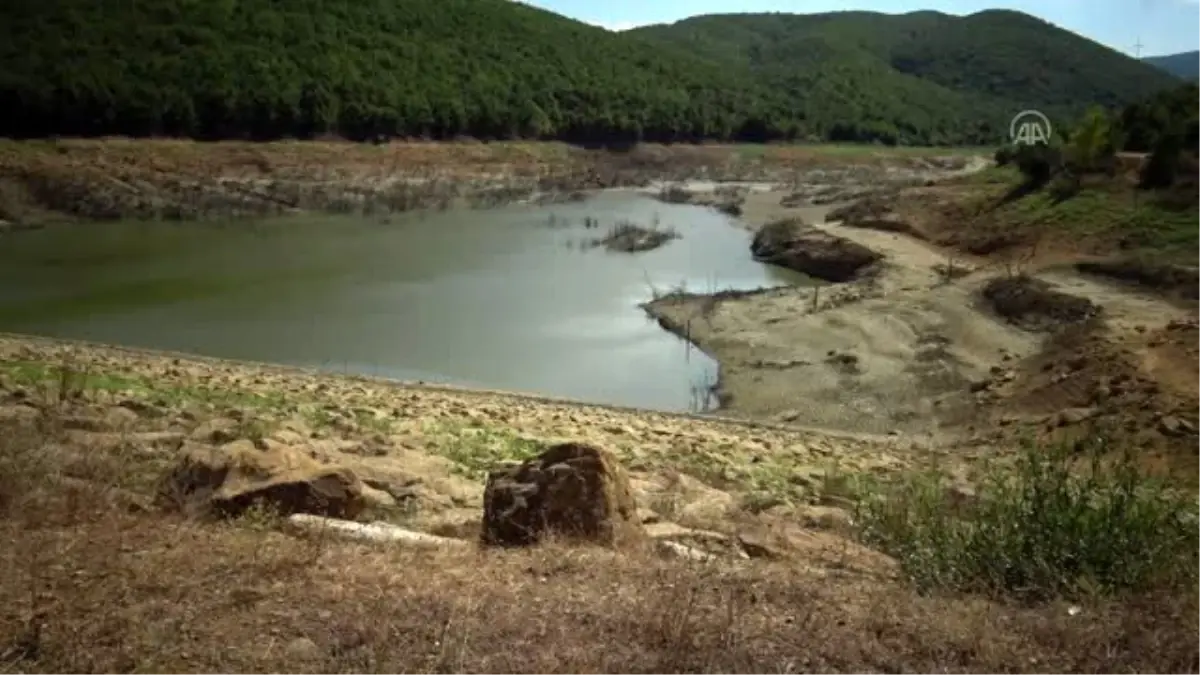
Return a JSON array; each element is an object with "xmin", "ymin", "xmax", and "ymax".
[
  {"xmin": 0, "ymin": 1, "xmax": 1182, "ymax": 145},
  {"xmin": 1143, "ymin": 51, "xmax": 1200, "ymax": 82},
  {"xmin": 631, "ymin": 10, "xmax": 1181, "ymax": 144}
]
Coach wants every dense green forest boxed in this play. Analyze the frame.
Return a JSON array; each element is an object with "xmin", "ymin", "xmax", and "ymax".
[
  {"xmin": 631, "ymin": 10, "xmax": 1180, "ymax": 144},
  {"xmin": 1142, "ymin": 51, "xmax": 1200, "ymax": 82},
  {"xmin": 0, "ymin": 0, "xmax": 1183, "ymax": 144},
  {"xmin": 1116, "ymin": 83, "xmax": 1200, "ymax": 153}
]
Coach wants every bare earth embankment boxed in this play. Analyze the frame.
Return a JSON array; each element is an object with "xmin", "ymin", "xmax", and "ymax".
[
  {"xmin": 645, "ymin": 166, "xmax": 1200, "ymax": 474},
  {"xmin": 0, "ymin": 139, "xmax": 974, "ymax": 226},
  {"xmin": 1, "ymin": 141, "xmax": 1197, "ymax": 673}
]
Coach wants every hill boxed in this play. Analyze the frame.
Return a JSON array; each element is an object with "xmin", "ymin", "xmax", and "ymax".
[
  {"xmin": 0, "ymin": 2, "xmax": 1183, "ymax": 145},
  {"xmin": 1143, "ymin": 51, "xmax": 1200, "ymax": 81},
  {"xmin": 0, "ymin": 0, "xmax": 776, "ymax": 143},
  {"xmin": 630, "ymin": 10, "xmax": 1181, "ymax": 144}
]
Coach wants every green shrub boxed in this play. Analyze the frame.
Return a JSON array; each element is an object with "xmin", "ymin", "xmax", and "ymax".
[
  {"xmin": 852, "ymin": 438, "xmax": 1198, "ymax": 601},
  {"xmin": 1013, "ymin": 143, "xmax": 1062, "ymax": 187},
  {"xmin": 1140, "ymin": 129, "xmax": 1184, "ymax": 189}
]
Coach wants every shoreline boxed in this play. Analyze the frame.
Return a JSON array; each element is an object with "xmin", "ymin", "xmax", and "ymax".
[
  {"xmin": 0, "ymin": 138, "xmax": 980, "ymax": 226},
  {"xmin": 640, "ymin": 174, "xmax": 1198, "ymax": 451},
  {"xmin": 0, "ymin": 330, "xmax": 900, "ymax": 445},
  {"xmin": 0, "ymin": 139, "xmax": 987, "ymax": 442}
]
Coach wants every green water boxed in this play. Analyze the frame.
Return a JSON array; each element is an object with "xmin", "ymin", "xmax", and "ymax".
[{"xmin": 0, "ymin": 192, "xmax": 806, "ymax": 412}]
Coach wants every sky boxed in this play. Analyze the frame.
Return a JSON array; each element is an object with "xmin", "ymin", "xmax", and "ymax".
[{"xmin": 526, "ymin": 0, "xmax": 1200, "ymax": 57}]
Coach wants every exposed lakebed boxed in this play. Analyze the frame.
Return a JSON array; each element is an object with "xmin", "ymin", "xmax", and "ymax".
[{"xmin": 0, "ymin": 191, "xmax": 808, "ymax": 412}]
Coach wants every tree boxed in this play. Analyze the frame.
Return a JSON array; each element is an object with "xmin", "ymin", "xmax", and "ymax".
[
  {"xmin": 1139, "ymin": 128, "xmax": 1183, "ymax": 189},
  {"xmin": 1066, "ymin": 106, "xmax": 1112, "ymax": 173}
]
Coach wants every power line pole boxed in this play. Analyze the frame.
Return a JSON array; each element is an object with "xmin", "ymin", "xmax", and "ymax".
[{"xmin": 1133, "ymin": 37, "xmax": 1145, "ymax": 58}]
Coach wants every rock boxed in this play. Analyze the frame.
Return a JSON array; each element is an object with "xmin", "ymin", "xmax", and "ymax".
[
  {"xmin": 189, "ymin": 417, "xmax": 241, "ymax": 444},
  {"xmin": 285, "ymin": 514, "xmax": 468, "ymax": 549},
  {"xmin": 481, "ymin": 442, "xmax": 642, "ymax": 547},
  {"xmin": 750, "ymin": 218, "xmax": 882, "ymax": 282},
  {"xmin": 159, "ymin": 440, "xmax": 367, "ymax": 519},
  {"xmin": 1158, "ymin": 415, "xmax": 1197, "ymax": 438},
  {"xmin": 0, "ymin": 404, "xmax": 41, "ymax": 425},
  {"xmin": 636, "ymin": 507, "xmax": 662, "ymax": 524},
  {"xmin": 60, "ymin": 414, "xmax": 110, "ymax": 432},
  {"xmin": 736, "ymin": 532, "xmax": 783, "ymax": 560},
  {"xmin": 1056, "ymin": 407, "xmax": 1098, "ymax": 427},
  {"xmin": 103, "ymin": 405, "xmax": 142, "ymax": 430},
  {"xmin": 360, "ymin": 484, "xmax": 397, "ymax": 509},
  {"xmin": 118, "ymin": 398, "xmax": 164, "ymax": 418},
  {"xmin": 796, "ymin": 505, "xmax": 854, "ymax": 532},
  {"xmin": 283, "ymin": 637, "xmax": 323, "ymax": 663},
  {"xmin": 656, "ymin": 540, "xmax": 716, "ymax": 562},
  {"xmin": 271, "ymin": 429, "xmax": 308, "ymax": 445}
]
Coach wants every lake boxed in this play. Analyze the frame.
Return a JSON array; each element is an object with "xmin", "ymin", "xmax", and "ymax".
[{"xmin": 0, "ymin": 191, "xmax": 807, "ymax": 412}]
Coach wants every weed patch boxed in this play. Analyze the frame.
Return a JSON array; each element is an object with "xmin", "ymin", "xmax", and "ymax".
[
  {"xmin": 853, "ymin": 439, "xmax": 1199, "ymax": 601},
  {"xmin": 422, "ymin": 421, "xmax": 548, "ymax": 480}
]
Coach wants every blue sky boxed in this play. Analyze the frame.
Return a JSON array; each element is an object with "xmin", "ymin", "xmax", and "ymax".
[{"xmin": 526, "ymin": 0, "xmax": 1200, "ymax": 57}]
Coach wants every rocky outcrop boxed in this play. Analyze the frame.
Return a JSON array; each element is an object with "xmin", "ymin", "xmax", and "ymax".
[
  {"xmin": 481, "ymin": 442, "xmax": 642, "ymax": 547},
  {"xmin": 750, "ymin": 218, "xmax": 882, "ymax": 282},
  {"xmin": 159, "ymin": 439, "xmax": 367, "ymax": 519},
  {"xmin": 981, "ymin": 275, "xmax": 1100, "ymax": 332}
]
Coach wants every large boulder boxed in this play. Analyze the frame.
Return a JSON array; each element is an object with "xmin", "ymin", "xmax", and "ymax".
[
  {"xmin": 751, "ymin": 218, "xmax": 882, "ymax": 282},
  {"xmin": 481, "ymin": 442, "xmax": 642, "ymax": 547},
  {"xmin": 159, "ymin": 439, "xmax": 367, "ymax": 519}
]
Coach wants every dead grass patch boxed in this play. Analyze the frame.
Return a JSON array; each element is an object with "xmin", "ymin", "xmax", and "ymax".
[{"xmin": 1, "ymin": 398, "xmax": 1198, "ymax": 672}]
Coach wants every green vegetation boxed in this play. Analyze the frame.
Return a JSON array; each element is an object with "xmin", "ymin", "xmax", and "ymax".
[
  {"xmin": 961, "ymin": 165, "xmax": 1197, "ymax": 260},
  {"xmin": 0, "ymin": 358, "xmax": 290, "ymax": 412},
  {"xmin": 632, "ymin": 9, "xmax": 1178, "ymax": 145},
  {"xmin": 1117, "ymin": 82, "xmax": 1200, "ymax": 153},
  {"xmin": 420, "ymin": 421, "xmax": 549, "ymax": 480},
  {"xmin": 853, "ymin": 439, "xmax": 1199, "ymax": 600},
  {"xmin": 0, "ymin": 2, "xmax": 1180, "ymax": 144},
  {"xmin": 985, "ymin": 83, "xmax": 1198, "ymax": 259}
]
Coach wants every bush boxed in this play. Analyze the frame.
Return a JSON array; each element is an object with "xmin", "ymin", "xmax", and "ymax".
[
  {"xmin": 852, "ymin": 438, "xmax": 1199, "ymax": 601},
  {"xmin": 1013, "ymin": 143, "xmax": 1062, "ymax": 187},
  {"xmin": 1140, "ymin": 129, "xmax": 1184, "ymax": 189},
  {"xmin": 1065, "ymin": 106, "xmax": 1115, "ymax": 173},
  {"xmin": 993, "ymin": 145, "xmax": 1016, "ymax": 166}
]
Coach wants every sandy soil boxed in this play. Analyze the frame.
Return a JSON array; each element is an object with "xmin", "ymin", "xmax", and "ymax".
[{"xmin": 645, "ymin": 169, "xmax": 1199, "ymax": 458}]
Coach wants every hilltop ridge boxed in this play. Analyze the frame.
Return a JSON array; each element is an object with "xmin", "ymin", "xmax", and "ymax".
[
  {"xmin": 0, "ymin": 1, "xmax": 1180, "ymax": 145},
  {"xmin": 1144, "ymin": 50, "xmax": 1200, "ymax": 81}
]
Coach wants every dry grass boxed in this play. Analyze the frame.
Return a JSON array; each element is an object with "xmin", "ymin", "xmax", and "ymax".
[{"xmin": 2, "ymin": 407, "xmax": 1198, "ymax": 674}]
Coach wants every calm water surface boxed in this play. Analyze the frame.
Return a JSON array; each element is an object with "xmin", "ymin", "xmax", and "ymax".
[{"xmin": 0, "ymin": 192, "xmax": 807, "ymax": 412}]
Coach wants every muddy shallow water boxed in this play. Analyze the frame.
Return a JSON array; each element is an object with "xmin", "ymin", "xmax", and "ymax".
[{"xmin": 0, "ymin": 192, "xmax": 808, "ymax": 412}]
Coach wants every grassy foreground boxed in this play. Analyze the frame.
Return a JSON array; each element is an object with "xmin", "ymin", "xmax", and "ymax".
[{"xmin": 1, "ymin": 339, "xmax": 1197, "ymax": 672}]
